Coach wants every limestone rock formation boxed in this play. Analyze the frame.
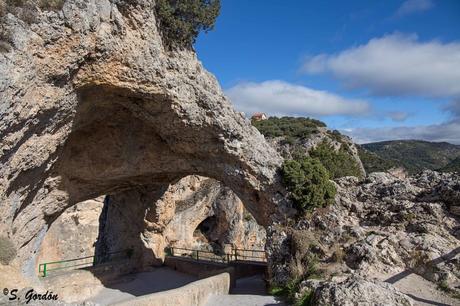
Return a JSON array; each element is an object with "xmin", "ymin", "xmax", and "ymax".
[
  {"xmin": 95, "ymin": 175, "xmax": 265, "ymax": 268},
  {"xmin": 160, "ymin": 176, "xmax": 266, "ymax": 252},
  {"xmin": 37, "ymin": 197, "xmax": 104, "ymax": 265},
  {"xmin": 333, "ymin": 170, "xmax": 460, "ymax": 288},
  {"xmin": 0, "ymin": 0, "xmax": 291, "ymax": 280},
  {"xmin": 271, "ymin": 170, "xmax": 460, "ymax": 304}
]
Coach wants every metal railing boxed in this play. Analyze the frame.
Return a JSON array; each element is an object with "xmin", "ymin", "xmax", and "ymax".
[
  {"xmin": 166, "ymin": 246, "xmax": 266, "ymax": 264},
  {"xmin": 38, "ymin": 249, "xmax": 133, "ymax": 277},
  {"xmin": 233, "ymin": 248, "xmax": 267, "ymax": 262}
]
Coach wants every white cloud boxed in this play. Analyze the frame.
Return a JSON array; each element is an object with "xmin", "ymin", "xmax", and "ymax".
[
  {"xmin": 395, "ymin": 0, "xmax": 434, "ymax": 17},
  {"xmin": 225, "ymin": 80, "xmax": 370, "ymax": 117},
  {"xmin": 302, "ymin": 33, "xmax": 460, "ymax": 98}
]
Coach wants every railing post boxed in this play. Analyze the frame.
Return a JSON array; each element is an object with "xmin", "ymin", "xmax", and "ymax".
[
  {"xmin": 171, "ymin": 247, "xmax": 174, "ymax": 256},
  {"xmin": 227, "ymin": 253, "xmax": 230, "ymax": 263},
  {"xmin": 43, "ymin": 263, "xmax": 47, "ymax": 277},
  {"xmin": 234, "ymin": 248, "xmax": 238, "ymax": 261},
  {"xmin": 196, "ymin": 251, "xmax": 199, "ymax": 261}
]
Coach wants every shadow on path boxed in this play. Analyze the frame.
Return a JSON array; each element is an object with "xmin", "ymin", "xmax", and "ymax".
[
  {"xmin": 384, "ymin": 247, "xmax": 460, "ymax": 306},
  {"xmin": 385, "ymin": 247, "xmax": 460, "ymax": 284},
  {"xmin": 88, "ymin": 267, "xmax": 198, "ymax": 305},
  {"xmin": 405, "ymin": 293, "xmax": 452, "ymax": 306}
]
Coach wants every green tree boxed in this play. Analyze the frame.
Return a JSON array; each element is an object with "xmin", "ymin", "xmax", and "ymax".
[
  {"xmin": 282, "ymin": 157, "xmax": 336, "ymax": 212},
  {"xmin": 309, "ymin": 141, "xmax": 363, "ymax": 179},
  {"xmin": 156, "ymin": 0, "xmax": 220, "ymax": 49}
]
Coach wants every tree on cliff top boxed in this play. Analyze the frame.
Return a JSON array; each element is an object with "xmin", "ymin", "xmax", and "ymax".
[{"xmin": 155, "ymin": 0, "xmax": 220, "ymax": 49}]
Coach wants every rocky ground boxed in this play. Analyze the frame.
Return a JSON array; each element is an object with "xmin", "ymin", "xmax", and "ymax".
[{"xmin": 276, "ymin": 170, "xmax": 460, "ymax": 305}]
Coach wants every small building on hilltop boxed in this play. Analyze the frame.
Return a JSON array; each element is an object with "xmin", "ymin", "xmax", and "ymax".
[{"xmin": 251, "ymin": 112, "xmax": 267, "ymax": 121}]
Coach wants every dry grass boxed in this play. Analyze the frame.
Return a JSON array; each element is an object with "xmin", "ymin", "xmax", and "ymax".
[{"xmin": 0, "ymin": 236, "xmax": 17, "ymax": 265}]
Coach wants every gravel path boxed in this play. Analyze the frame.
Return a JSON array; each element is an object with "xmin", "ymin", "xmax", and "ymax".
[{"xmin": 386, "ymin": 273, "xmax": 459, "ymax": 306}]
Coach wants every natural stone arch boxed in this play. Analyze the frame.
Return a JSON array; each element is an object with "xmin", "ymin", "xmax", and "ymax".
[{"xmin": 0, "ymin": 0, "xmax": 291, "ymax": 279}]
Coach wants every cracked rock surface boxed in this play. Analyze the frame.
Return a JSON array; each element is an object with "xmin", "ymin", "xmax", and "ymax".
[{"xmin": 0, "ymin": 0, "xmax": 290, "ymax": 279}]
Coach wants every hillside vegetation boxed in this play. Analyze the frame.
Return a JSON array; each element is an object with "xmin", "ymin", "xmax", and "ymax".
[
  {"xmin": 361, "ymin": 140, "xmax": 460, "ymax": 174},
  {"xmin": 252, "ymin": 116, "xmax": 326, "ymax": 144},
  {"xmin": 357, "ymin": 146, "xmax": 399, "ymax": 173},
  {"xmin": 438, "ymin": 156, "xmax": 460, "ymax": 173},
  {"xmin": 310, "ymin": 141, "xmax": 363, "ymax": 179},
  {"xmin": 253, "ymin": 116, "xmax": 363, "ymax": 179}
]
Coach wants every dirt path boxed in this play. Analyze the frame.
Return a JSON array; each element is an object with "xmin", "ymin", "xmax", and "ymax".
[{"xmin": 382, "ymin": 272, "xmax": 458, "ymax": 306}]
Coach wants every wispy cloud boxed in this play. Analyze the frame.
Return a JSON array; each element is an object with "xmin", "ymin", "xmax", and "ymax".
[
  {"xmin": 395, "ymin": 0, "xmax": 434, "ymax": 17},
  {"xmin": 343, "ymin": 120, "xmax": 460, "ymax": 145},
  {"xmin": 344, "ymin": 99, "xmax": 460, "ymax": 145},
  {"xmin": 225, "ymin": 80, "xmax": 371, "ymax": 117},
  {"xmin": 301, "ymin": 33, "xmax": 460, "ymax": 98},
  {"xmin": 388, "ymin": 111, "xmax": 410, "ymax": 122}
]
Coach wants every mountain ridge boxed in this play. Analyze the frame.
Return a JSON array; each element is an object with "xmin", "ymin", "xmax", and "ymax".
[{"xmin": 360, "ymin": 139, "xmax": 460, "ymax": 174}]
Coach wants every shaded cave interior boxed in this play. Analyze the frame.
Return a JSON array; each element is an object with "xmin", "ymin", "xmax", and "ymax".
[{"xmin": 37, "ymin": 179, "xmax": 266, "ymax": 277}]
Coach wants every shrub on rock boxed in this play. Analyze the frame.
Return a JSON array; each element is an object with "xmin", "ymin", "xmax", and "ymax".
[
  {"xmin": 309, "ymin": 141, "xmax": 363, "ymax": 179},
  {"xmin": 282, "ymin": 157, "xmax": 336, "ymax": 213}
]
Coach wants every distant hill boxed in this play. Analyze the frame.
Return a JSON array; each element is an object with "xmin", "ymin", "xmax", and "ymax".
[
  {"xmin": 360, "ymin": 140, "xmax": 460, "ymax": 174},
  {"xmin": 357, "ymin": 146, "xmax": 399, "ymax": 173}
]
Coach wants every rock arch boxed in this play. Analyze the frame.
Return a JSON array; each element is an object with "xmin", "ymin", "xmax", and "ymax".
[{"xmin": 0, "ymin": 0, "xmax": 291, "ymax": 278}]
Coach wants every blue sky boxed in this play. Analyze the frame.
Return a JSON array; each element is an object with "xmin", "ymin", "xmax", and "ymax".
[{"xmin": 195, "ymin": 0, "xmax": 460, "ymax": 144}]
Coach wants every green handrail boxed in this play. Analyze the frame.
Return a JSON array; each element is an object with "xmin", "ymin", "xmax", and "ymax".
[
  {"xmin": 38, "ymin": 249, "xmax": 133, "ymax": 277},
  {"xmin": 165, "ymin": 246, "xmax": 267, "ymax": 264}
]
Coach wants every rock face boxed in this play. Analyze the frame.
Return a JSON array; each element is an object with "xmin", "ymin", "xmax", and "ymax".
[
  {"xmin": 333, "ymin": 171, "xmax": 460, "ymax": 287},
  {"xmin": 37, "ymin": 197, "xmax": 104, "ymax": 265},
  {"xmin": 34, "ymin": 175, "xmax": 265, "ymax": 279},
  {"xmin": 0, "ymin": 0, "xmax": 291, "ymax": 279}
]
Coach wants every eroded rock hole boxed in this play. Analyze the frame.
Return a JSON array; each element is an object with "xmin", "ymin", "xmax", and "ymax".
[{"xmin": 38, "ymin": 175, "xmax": 267, "ymax": 277}]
